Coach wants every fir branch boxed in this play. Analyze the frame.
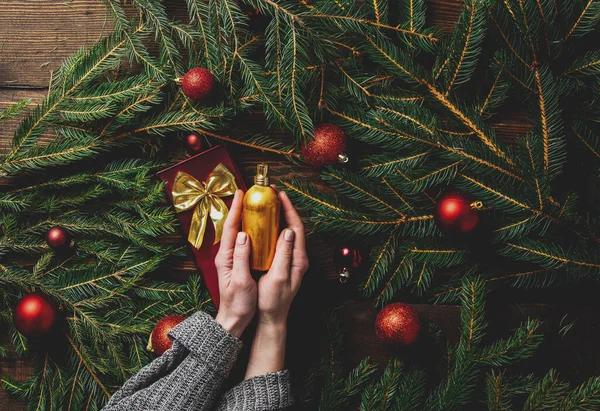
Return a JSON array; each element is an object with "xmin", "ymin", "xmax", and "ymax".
[
  {"xmin": 362, "ymin": 232, "xmax": 397, "ymax": 294},
  {"xmin": 563, "ymin": 0, "xmax": 600, "ymax": 41},
  {"xmin": 7, "ymin": 31, "xmax": 131, "ymax": 160},
  {"xmin": 438, "ymin": 0, "xmax": 488, "ymax": 94},
  {"xmin": 558, "ymin": 376, "xmax": 600, "ymax": 410},
  {"xmin": 523, "ymin": 369, "xmax": 570, "ymax": 411},
  {"xmin": 564, "ymin": 51, "xmax": 600, "ymax": 78},
  {"xmin": 0, "ymin": 100, "xmax": 30, "ymax": 125},
  {"xmin": 458, "ymin": 276, "xmax": 487, "ymax": 353},
  {"xmin": 475, "ymin": 319, "xmax": 543, "ymax": 366}
]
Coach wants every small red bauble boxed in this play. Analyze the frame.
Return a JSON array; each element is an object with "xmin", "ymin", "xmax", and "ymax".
[
  {"xmin": 335, "ymin": 244, "xmax": 362, "ymax": 283},
  {"xmin": 185, "ymin": 133, "xmax": 203, "ymax": 154},
  {"xmin": 181, "ymin": 68, "xmax": 215, "ymax": 100},
  {"xmin": 13, "ymin": 292, "xmax": 58, "ymax": 336},
  {"xmin": 375, "ymin": 303, "xmax": 421, "ymax": 348},
  {"xmin": 45, "ymin": 226, "xmax": 71, "ymax": 250},
  {"xmin": 148, "ymin": 315, "xmax": 186, "ymax": 356},
  {"xmin": 434, "ymin": 192, "xmax": 479, "ymax": 234},
  {"xmin": 302, "ymin": 124, "xmax": 349, "ymax": 167}
]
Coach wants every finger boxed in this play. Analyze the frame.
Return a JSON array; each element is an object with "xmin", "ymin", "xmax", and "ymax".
[
  {"xmin": 218, "ymin": 190, "xmax": 244, "ymax": 254},
  {"xmin": 279, "ymin": 191, "xmax": 308, "ymax": 274},
  {"xmin": 268, "ymin": 228, "xmax": 295, "ymax": 280},
  {"xmin": 231, "ymin": 231, "xmax": 252, "ymax": 284},
  {"xmin": 215, "ymin": 190, "xmax": 244, "ymax": 272},
  {"xmin": 279, "ymin": 191, "xmax": 309, "ymax": 290},
  {"xmin": 279, "ymin": 191, "xmax": 305, "ymax": 244}
]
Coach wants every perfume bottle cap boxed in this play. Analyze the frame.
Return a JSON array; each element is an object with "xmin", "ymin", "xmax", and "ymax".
[{"xmin": 254, "ymin": 163, "xmax": 269, "ymax": 186}]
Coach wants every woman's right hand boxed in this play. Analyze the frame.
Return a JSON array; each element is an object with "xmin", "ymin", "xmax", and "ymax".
[
  {"xmin": 244, "ymin": 191, "xmax": 308, "ymax": 380},
  {"xmin": 256, "ymin": 191, "xmax": 309, "ymax": 328}
]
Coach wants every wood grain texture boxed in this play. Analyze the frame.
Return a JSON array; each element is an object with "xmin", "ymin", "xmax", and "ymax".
[
  {"xmin": 0, "ymin": 0, "xmax": 114, "ymax": 88},
  {"xmin": 0, "ymin": 0, "xmax": 578, "ymax": 409},
  {"xmin": 338, "ymin": 301, "xmax": 600, "ymax": 380},
  {"xmin": 0, "ymin": 89, "xmax": 45, "ymax": 152}
]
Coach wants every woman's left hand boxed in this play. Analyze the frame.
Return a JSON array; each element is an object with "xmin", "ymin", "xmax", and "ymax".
[{"xmin": 214, "ymin": 190, "xmax": 257, "ymax": 338}]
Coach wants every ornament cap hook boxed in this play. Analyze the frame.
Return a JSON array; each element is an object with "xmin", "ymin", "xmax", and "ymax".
[
  {"xmin": 339, "ymin": 268, "xmax": 351, "ymax": 283},
  {"xmin": 338, "ymin": 153, "xmax": 349, "ymax": 164},
  {"xmin": 470, "ymin": 200, "xmax": 484, "ymax": 210}
]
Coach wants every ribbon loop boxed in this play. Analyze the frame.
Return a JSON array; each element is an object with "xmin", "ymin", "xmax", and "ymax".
[{"xmin": 172, "ymin": 163, "xmax": 238, "ymax": 249}]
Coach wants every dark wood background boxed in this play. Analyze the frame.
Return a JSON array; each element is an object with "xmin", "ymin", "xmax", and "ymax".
[{"xmin": 1, "ymin": 1, "xmax": 599, "ymax": 409}]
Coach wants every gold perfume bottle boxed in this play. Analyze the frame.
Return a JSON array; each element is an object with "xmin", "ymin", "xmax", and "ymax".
[{"xmin": 242, "ymin": 164, "xmax": 281, "ymax": 271}]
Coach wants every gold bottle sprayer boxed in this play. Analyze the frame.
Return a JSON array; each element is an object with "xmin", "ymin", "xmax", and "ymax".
[{"xmin": 242, "ymin": 164, "xmax": 281, "ymax": 271}]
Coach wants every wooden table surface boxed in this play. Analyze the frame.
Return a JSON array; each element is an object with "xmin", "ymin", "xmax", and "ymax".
[{"xmin": 1, "ymin": 1, "xmax": 600, "ymax": 409}]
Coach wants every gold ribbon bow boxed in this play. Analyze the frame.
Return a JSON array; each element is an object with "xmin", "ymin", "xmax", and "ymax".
[{"xmin": 172, "ymin": 163, "xmax": 238, "ymax": 249}]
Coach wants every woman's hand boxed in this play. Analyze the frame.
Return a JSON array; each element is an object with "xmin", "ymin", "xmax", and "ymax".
[
  {"xmin": 214, "ymin": 190, "xmax": 257, "ymax": 338},
  {"xmin": 257, "ymin": 190, "xmax": 309, "ymax": 328},
  {"xmin": 244, "ymin": 191, "xmax": 309, "ymax": 379}
]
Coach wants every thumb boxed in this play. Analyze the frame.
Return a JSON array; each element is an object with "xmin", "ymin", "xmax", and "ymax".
[
  {"xmin": 268, "ymin": 229, "xmax": 295, "ymax": 280},
  {"xmin": 231, "ymin": 232, "xmax": 251, "ymax": 283}
]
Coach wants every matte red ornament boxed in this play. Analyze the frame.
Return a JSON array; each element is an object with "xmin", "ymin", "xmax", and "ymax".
[
  {"xmin": 148, "ymin": 315, "xmax": 186, "ymax": 356},
  {"xmin": 185, "ymin": 133, "xmax": 203, "ymax": 154},
  {"xmin": 45, "ymin": 226, "xmax": 71, "ymax": 250},
  {"xmin": 13, "ymin": 292, "xmax": 58, "ymax": 336},
  {"xmin": 434, "ymin": 192, "xmax": 479, "ymax": 234},
  {"xmin": 302, "ymin": 124, "xmax": 348, "ymax": 167},
  {"xmin": 181, "ymin": 68, "xmax": 215, "ymax": 100},
  {"xmin": 375, "ymin": 303, "xmax": 421, "ymax": 348}
]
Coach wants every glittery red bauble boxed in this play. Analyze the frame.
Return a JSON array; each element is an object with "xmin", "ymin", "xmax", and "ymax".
[
  {"xmin": 434, "ymin": 192, "xmax": 479, "ymax": 234},
  {"xmin": 149, "ymin": 315, "xmax": 186, "ymax": 356},
  {"xmin": 181, "ymin": 68, "xmax": 215, "ymax": 100},
  {"xmin": 13, "ymin": 292, "xmax": 58, "ymax": 336},
  {"xmin": 375, "ymin": 303, "xmax": 421, "ymax": 348},
  {"xmin": 185, "ymin": 133, "xmax": 203, "ymax": 154},
  {"xmin": 45, "ymin": 226, "xmax": 71, "ymax": 250},
  {"xmin": 302, "ymin": 124, "xmax": 348, "ymax": 167}
]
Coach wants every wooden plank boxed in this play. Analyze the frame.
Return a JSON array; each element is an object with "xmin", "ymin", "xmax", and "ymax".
[
  {"xmin": 0, "ymin": 0, "xmax": 463, "ymax": 89},
  {"xmin": 0, "ymin": 334, "xmax": 30, "ymax": 409},
  {"xmin": 0, "ymin": 0, "xmax": 114, "ymax": 88},
  {"xmin": 337, "ymin": 301, "xmax": 600, "ymax": 381},
  {"xmin": 0, "ymin": 89, "xmax": 45, "ymax": 152}
]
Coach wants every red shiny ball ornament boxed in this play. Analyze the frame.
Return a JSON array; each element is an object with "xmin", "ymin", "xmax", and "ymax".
[
  {"xmin": 335, "ymin": 244, "xmax": 363, "ymax": 283},
  {"xmin": 302, "ymin": 124, "xmax": 348, "ymax": 167},
  {"xmin": 185, "ymin": 133, "xmax": 204, "ymax": 154},
  {"xmin": 375, "ymin": 303, "xmax": 421, "ymax": 348},
  {"xmin": 434, "ymin": 192, "xmax": 479, "ymax": 234},
  {"xmin": 335, "ymin": 244, "xmax": 362, "ymax": 269},
  {"xmin": 149, "ymin": 315, "xmax": 186, "ymax": 356},
  {"xmin": 45, "ymin": 226, "xmax": 71, "ymax": 250},
  {"xmin": 13, "ymin": 292, "xmax": 58, "ymax": 336},
  {"xmin": 181, "ymin": 68, "xmax": 215, "ymax": 100}
]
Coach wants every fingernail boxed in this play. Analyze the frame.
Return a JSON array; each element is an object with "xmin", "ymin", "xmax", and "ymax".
[
  {"xmin": 284, "ymin": 229, "xmax": 295, "ymax": 241},
  {"xmin": 237, "ymin": 232, "xmax": 247, "ymax": 245}
]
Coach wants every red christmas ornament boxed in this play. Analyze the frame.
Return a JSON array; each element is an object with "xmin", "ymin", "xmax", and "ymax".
[
  {"xmin": 434, "ymin": 192, "xmax": 480, "ymax": 234},
  {"xmin": 180, "ymin": 68, "xmax": 215, "ymax": 100},
  {"xmin": 148, "ymin": 315, "xmax": 186, "ymax": 356},
  {"xmin": 185, "ymin": 133, "xmax": 204, "ymax": 154},
  {"xmin": 302, "ymin": 124, "xmax": 349, "ymax": 167},
  {"xmin": 13, "ymin": 292, "xmax": 58, "ymax": 336},
  {"xmin": 335, "ymin": 244, "xmax": 362, "ymax": 283},
  {"xmin": 45, "ymin": 226, "xmax": 71, "ymax": 250},
  {"xmin": 375, "ymin": 303, "xmax": 421, "ymax": 348}
]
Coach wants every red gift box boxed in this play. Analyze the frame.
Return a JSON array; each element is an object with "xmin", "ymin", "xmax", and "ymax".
[{"xmin": 157, "ymin": 145, "xmax": 247, "ymax": 308}]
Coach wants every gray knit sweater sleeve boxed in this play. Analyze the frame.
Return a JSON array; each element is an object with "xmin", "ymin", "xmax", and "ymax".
[
  {"xmin": 102, "ymin": 311, "xmax": 293, "ymax": 411},
  {"xmin": 215, "ymin": 370, "xmax": 293, "ymax": 410}
]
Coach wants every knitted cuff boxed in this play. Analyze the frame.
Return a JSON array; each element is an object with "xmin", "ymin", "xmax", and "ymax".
[
  {"xmin": 168, "ymin": 311, "xmax": 242, "ymax": 374},
  {"xmin": 224, "ymin": 370, "xmax": 294, "ymax": 410}
]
